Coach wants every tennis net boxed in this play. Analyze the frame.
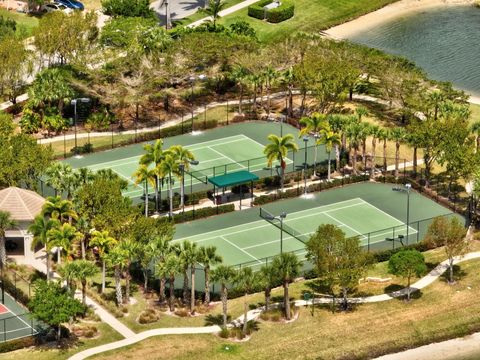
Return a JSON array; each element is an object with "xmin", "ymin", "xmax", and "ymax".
[
  {"xmin": 259, "ymin": 208, "xmax": 309, "ymax": 245},
  {"xmin": 185, "ymin": 169, "xmax": 208, "ymax": 184}
]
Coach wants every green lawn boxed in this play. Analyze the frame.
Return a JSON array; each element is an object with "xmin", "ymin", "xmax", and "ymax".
[
  {"xmin": 93, "ymin": 253, "xmax": 480, "ymax": 360},
  {"xmin": 0, "ymin": 8, "xmax": 38, "ymax": 37},
  {"xmin": 175, "ymin": 0, "xmax": 246, "ymax": 26},
  {"xmin": 218, "ymin": 0, "xmax": 398, "ymax": 43}
]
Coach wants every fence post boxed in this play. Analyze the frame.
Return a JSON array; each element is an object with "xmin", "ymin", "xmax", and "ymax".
[{"xmin": 367, "ymin": 233, "xmax": 370, "ymax": 252}]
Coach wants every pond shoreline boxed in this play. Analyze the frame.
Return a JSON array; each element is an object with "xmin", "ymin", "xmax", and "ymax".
[{"xmin": 324, "ymin": 0, "xmax": 474, "ymax": 39}]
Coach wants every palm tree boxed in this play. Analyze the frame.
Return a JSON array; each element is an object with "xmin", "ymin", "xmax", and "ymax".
[
  {"xmin": 211, "ymin": 265, "xmax": 236, "ymax": 328},
  {"xmin": 118, "ymin": 239, "xmax": 139, "ymax": 305},
  {"xmin": 204, "ymin": 0, "xmax": 226, "ymax": 28},
  {"xmin": 106, "ymin": 246, "xmax": 129, "ymax": 306},
  {"xmin": 179, "ymin": 240, "xmax": 200, "ymax": 311},
  {"xmin": 377, "ymin": 128, "xmax": 390, "ymax": 173},
  {"xmin": 271, "ymin": 252, "xmax": 301, "ymax": 320},
  {"xmin": 198, "ymin": 245, "xmax": 222, "ymax": 305},
  {"xmin": 359, "ymin": 122, "xmax": 371, "ymax": 168},
  {"xmin": 369, "ymin": 125, "xmax": 382, "ymax": 178},
  {"xmin": 154, "ymin": 238, "xmax": 174, "ymax": 304},
  {"xmin": 0, "ymin": 211, "xmax": 16, "ymax": 268},
  {"xmin": 355, "ymin": 107, "xmax": 369, "ymax": 122},
  {"xmin": 140, "ymin": 139, "xmax": 165, "ymax": 213},
  {"xmin": 260, "ymin": 264, "xmax": 278, "ymax": 312},
  {"xmin": 406, "ymin": 130, "xmax": 422, "ymax": 177},
  {"xmin": 75, "ymin": 216, "xmax": 90, "ymax": 259},
  {"xmin": 74, "ymin": 167, "xmax": 95, "ymax": 186},
  {"xmin": 170, "ymin": 145, "xmax": 195, "ymax": 209},
  {"xmin": 248, "ymin": 72, "xmax": 262, "ymax": 112},
  {"xmin": 263, "ymin": 67, "xmax": 277, "ymax": 115},
  {"xmin": 390, "ymin": 127, "xmax": 406, "ymax": 177},
  {"xmin": 320, "ymin": 130, "xmax": 341, "ymax": 180},
  {"xmin": 299, "ymin": 113, "xmax": 329, "ymax": 177},
  {"xmin": 90, "ymin": 230, "xmax": 117, "ymax": 294},
  {"xmin": 28, "ymin": 215, "xmax": 59, "ymax": 281},
  {"xmin": 95, "ymin": 169, "xmax": 129, "ymax": 190},
  {"xmin": 133, "ymin": 164, "xmax": 155, "ymax": 217},
  {"xmin": 280, "ymin": 67, "xmax": 295, "ymax": 117},
  {"xmin": 45, "ymin": 163, "xmax": 63, "ymax": 197},
  {"xmin": 157, "ymin": 154, "xmax": 178, "ymax": 218},
  {"xmin": 155, "ymin": 252, "xmax": 182, "ymax": 312},
  {"xmin": 230, "ymin": 65, "xmax": 249, "ymax": 115},
  {"xmin": 345, "ymin": 122, "xmax": 363, "ymax": 175},
  {"xmin": 471, "ymin": 121, "xmax": 480, "ymax": 151},
  {"xmin": 42, "ymin": 196, "xmax": 77, "ymax": 224},
  {"xmin": 59, "ymin": 259, "xmax": 98, "ymax": 305},
  {"xmin": 264, "ymin": 134, "xmax": 299, "ymax": 192},
  {"xmin": 235, "ymin": 267, "xmax": 259, "ymax": 336},
  {"xmin": 47, "ymin": 223, "xmax": 81, "ymax": 265}
]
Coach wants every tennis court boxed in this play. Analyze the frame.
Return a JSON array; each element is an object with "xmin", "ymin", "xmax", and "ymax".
[
  {"xmin": 83, "ymin": 134, "xmax": 292, "ymax": 199},
  {"xmin": 174, "ymin": 197, "xmax": 417, "ymax": 269},
  {"xmin": 0, "ymin": 291, "xmax": 38, "ymax": 342}
]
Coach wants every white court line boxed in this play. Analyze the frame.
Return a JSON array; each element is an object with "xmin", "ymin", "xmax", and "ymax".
[
  {"xmin": 174, "ymin": 198, "xmax": 364, "ymax": 242},
  {"xmin": 221, "ymin": 236, "xmax": 262, "ymax": 264},
  {"xmin": 323, "ymin": 212, "xmax": 366, "ymax": 239},
  {"xmin": 3, "ymin": 297, "xmax": 37, "ymax": 334},
  {"xmin": 207, "ymin": 146, "xmax": 247, "ymax": 168},
  {"xmin": 357, "ymin": 198, "xmax": 406, "ymax": 226}
]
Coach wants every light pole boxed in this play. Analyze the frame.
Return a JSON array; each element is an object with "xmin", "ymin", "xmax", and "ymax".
[
  {"xmin": 405, "ymin": 183, "xmax": 411, "ymax": 245},
  {"xmin": 71, "ymin": 98, "xmax": 90, "ymax": 155},
  {"xmin": 180, "ymin": 160, "xmax": 199, "ymax": 212},
  {"xmin": 303, "ymin": 136, "xmax": 309, "ymax": 196},
  {"xmin": 264, "ymin": 212, "xmax": 287, "ymax": 254}
]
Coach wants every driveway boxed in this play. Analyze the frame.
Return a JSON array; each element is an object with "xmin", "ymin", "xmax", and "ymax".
[{"xmin": 150, "ymin": 0, "xmax": 205, "ymax": 26}]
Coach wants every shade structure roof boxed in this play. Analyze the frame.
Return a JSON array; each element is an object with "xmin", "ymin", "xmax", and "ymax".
[
  {"xmin": 208, "ymin": 170, "xmax": 259, "ymax": 188},
  {"xmin": 0, "ymin": 187, "xmax": 45, "ymax": 221}
]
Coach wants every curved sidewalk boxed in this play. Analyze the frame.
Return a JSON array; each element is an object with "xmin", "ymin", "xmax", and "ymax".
[{"xmin": 69, "ymin": 252, "xmax": 480, "ymax": 360}]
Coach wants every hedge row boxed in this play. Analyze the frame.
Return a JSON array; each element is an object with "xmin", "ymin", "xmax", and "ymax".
[
  {"xmin": 0, "ymin": 336, "xmax": 36, "ymax": 353},
  {"xmin": 248, "ymin": 0, "xmax": 294, "ymax": 23},
  {"xmin": 173, "ymin": 204, "xmax": 235, "ymax": 223},
  {"xmin": 253, "ymin": 175, "xmax": 369, "ymax": 206}
]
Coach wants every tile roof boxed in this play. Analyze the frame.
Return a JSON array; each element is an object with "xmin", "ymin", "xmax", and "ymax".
[{"xmin": 0, "ymin": 187, "xmax": 45, "ymax": 221}]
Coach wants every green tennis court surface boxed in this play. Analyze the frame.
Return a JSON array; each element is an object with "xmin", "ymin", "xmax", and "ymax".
[
  {"xmin": 84, "ymin": 134, "xmax": 292, "ymax": 198},
  {"xmin": 0, "ymin": 291, "xmax": 38, "ymax": 342},
  {"xmin": 174, "ymin": 198, "xmax": 417, "ymax": 269}
]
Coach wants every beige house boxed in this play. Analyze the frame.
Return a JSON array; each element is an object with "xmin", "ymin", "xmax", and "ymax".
[{"xmin": 0, "ymin": 187, "xmax": 45, "ymax": 263}]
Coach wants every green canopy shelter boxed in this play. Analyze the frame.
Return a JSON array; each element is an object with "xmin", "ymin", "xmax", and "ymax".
[{"xmin": 208, "ymin": 170, "xmax": 259, "ymax": 209}]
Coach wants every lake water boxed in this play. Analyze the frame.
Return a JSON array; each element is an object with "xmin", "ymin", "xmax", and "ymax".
[{"xmin": 348, "ymin": 6, "xmax": 480, "ymax": 96}]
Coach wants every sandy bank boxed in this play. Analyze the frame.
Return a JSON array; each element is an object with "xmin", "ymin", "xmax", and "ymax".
[{"xmin": 324, "ymin": 0, "xmax": 474, "ymax": 39}]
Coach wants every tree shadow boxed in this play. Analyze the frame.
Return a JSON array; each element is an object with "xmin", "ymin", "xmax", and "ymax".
[
  {"xmin": 440, "ymin": 264, "xmax": 468, "ymax": 283},
  {"xmin": 205, "ymin": 313, "xmax": 231, "ymax": 326},
  {"xmin": 384, "ymin": 284, "xmax": 423, "ymax": 301}
]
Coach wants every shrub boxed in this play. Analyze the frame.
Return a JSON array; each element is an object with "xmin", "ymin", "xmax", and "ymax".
[
  {"xmin": 102, "ymin": 0, "xmax": 154, "ymax": 18},
  {"xmin": 219, "ymin": 327, "xmax": 230, "ymax": 338},
  {"xmin": 174, "ymin": 308, "xmax": 189, "ymax": 317},
  {"xmin": 248, "ymin": 0, "xmax": 272, "ymax": 19},
  {"xmin": 86, "ymin": 110, "xmax": 115, "ymax": 131},
  {"xmin": 266, "ymin": 0, "xmax": 294, "ymax": 23},
  {"xmin": 0, "ymin": 336, "xmax": 36, "ymax": 353},
  {"xmin": 70, "ymin": 143, "xmax": 94, "ymax": 155},
  {"xmin": 138, "ymin": 308, "xmax": 160, "ymax": 324},
  {"xmin": 173, "ymin": 204, "xmax": 235, "ymax": 224}
]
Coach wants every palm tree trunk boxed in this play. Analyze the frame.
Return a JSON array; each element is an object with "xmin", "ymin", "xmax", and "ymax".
[
  {"xmin": 284, "ymin": 281, "xmax": 290, "ymax": 320},
  {"xmin": 190, "ymin": 266, "xmax": 195, "ymax": 312},
  {"xmin": 46, "ymin": 251, "xmax": 51, "ymax": 282},
  {"xmin": 101, "ymin": 259, "xmax": 106, "ymax": 293},
  {"xmin": 353, "ymin": 148, "xmax": 358, "ymax": 175},
  {"xmin": 238, "ymin": 85, "xmax": 243, "ymax": 114},
  {"xmin": 169, "ymin": 275, "xmax": 175, "ymax": 311},
  {"xmin": 144, "ymin": 180, "xmax": 148, "ymax": 217},
  {"xmin": 81, "ymin": 280, "xmax": 87, "ymax": 305},
  {"xmin": 143, "ymin": 269, "xmax": 148, "ymax": 292},
  {"xmin": 0, "ymin": 237, "xmax": 6, "ymax": 268},
  {"xmin": 204, "ymin": 268, "xmax": 210, "ymax": 305},
  {"xmin": 183, "ymin": 268, "xmax": 189, "ymax": 306},
  {"xmin": 154, "ymin": 176, "xmax": 159, "ymax": 213},
  {"xmin": 288, "ymin": 86, "xmax": 293, "ymax": 117},
  {"xmin": 313, "ymin": 143, "xmax": 318, "ymax": 177},
  {"xmin": 280, "ymin": 165, "xmax": 285, "ymax": 192},
  {"xmin": 159, "ymin": 277, "xmax": 166, "ymax": 304},
  {"xmin": 383, "ymin": 139, "xmax": 387, "ymax": 173},
  {"xmin": 243, "ymin": 292, "xmax": 248, "ymax": 335},
  {"xmin": 413, "ymin": 147, "xmax": 418, "ymax": 176},
  {"xmin": 335, "ymin": 144, "xmax": 340, "ymax": 173},
  {"xmin": 253, "ymin": 83, "xmax": 257, "ymax": 111},
  {"xmin": 221, "ymin": 284, "xmax": 228, "ymax": 328},
  {"xmin": 168, "ymin": 174, "xmax": 173, "ymax": 218},
  {"xmin": 114, "ymin": 265, "xmax": 123, "ymax": 306},
  {"xmin": 327, "ymin": 151, "xmax": 331, "ymax": 180},
  {"xmin": 342, "ymin": 287, "xmax": 348, "ymax": 310}
]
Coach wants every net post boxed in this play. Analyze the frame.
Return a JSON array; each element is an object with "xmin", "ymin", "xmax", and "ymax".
[{"xmin": 367, "ymin": 233, "xmax": 370, "ymax": 252}]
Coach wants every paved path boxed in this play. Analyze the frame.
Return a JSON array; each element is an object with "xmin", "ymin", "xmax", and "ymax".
[
  {"xmin": 187, "ymin": 0, "xmax": 260, "ymax": 27},
  {"xmin": 28, "ymin": 250, "xmax": 135, "ymax": 339},
  {"xmin": 68, "ymin": 252, "xmax": 480, "ymax": 360}
]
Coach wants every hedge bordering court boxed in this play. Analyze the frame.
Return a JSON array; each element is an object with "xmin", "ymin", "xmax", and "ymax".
[{"xmin": 248, "ymin": 0, "xmax": 294, "ymax": 23}]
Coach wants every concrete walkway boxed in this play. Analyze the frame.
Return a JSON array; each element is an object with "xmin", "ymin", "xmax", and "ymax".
[
  {"xmin": 187, "ymin": 0, "xmax": 260, "ymax": 28},
  {"xmin": 28, "ymin": 249, "xmax": 135, "ymax": 339},
  {"xmin": 68, "ymin": 252, "xmax": 480, "ymax": 360}
]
